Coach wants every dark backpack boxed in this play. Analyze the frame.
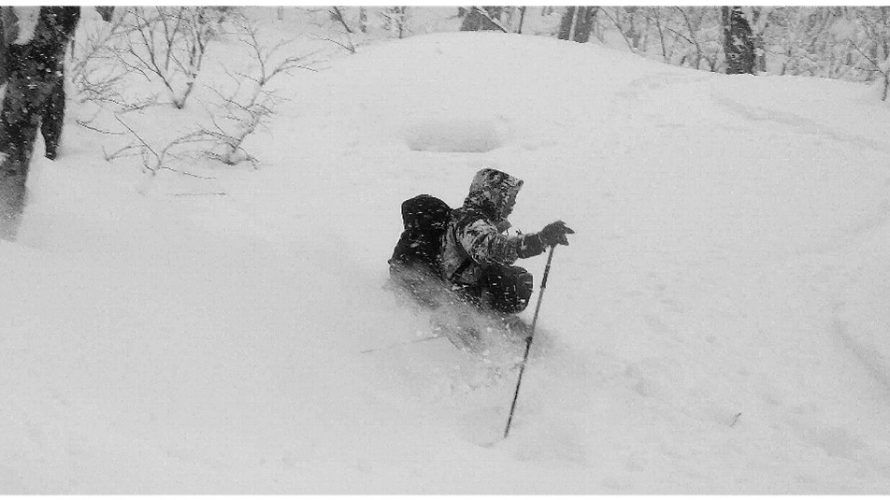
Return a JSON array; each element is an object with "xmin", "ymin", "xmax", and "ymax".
[{"xmin": 388, "ymin": 194, "xmax": 451, "ymax": 279}]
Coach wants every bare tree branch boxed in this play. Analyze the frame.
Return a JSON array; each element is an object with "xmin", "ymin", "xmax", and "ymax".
[{"xmin": 330, "ymin": 6, "xmax": 354, "ymax": 34}]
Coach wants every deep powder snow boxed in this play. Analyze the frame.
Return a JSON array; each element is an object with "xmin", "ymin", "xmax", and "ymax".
[{"xmin": 2, "ymin": 16, "xmax": 890, "ymax": 493}]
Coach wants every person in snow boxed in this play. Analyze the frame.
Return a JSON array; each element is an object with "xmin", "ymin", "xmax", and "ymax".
[
  {"xmin": 0, "ymin": 7, "xmax": 82, "ymax": 240},
  {"xmin": 441, "ymin": 168, "xmax": 574, "ymax": 315}
]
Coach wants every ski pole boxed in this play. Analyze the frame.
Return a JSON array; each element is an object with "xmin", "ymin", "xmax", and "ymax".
[
  {"xmin": 504, "ymin": 244, "xmax": 556, "ymax": 439},
  {"xmin": 360, "ymin": 335, "xmax": 442, "ymax": 354}
]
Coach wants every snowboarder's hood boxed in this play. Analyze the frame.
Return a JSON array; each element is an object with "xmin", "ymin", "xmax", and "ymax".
[{"xmin": 463, "ymin": 168, "xmax": 523, "ymax": 224}]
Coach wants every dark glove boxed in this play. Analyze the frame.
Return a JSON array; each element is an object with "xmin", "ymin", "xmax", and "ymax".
[{"xmin": 539, "ymin": 220, "xmax": 574, "ymax": 247}]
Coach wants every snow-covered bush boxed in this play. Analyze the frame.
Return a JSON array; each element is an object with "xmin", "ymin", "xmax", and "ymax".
[
  {"xmin": 103, "ymin": 115, "xmax": 208, "ymax": 176},
  {"xmin": 69, "ymin": 10, "xmax": 130, "ymax": 110},
  {"xmin": 201, "ymin": 19, "xmax": 317, "ymax": 166}
]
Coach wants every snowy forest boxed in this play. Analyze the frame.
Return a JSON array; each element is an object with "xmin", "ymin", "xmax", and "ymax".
[
  {"xmin": 2, "ymin": 4, "xmax": 890, "ymax": 495},
  {"xmin": 4, "ymin": 5, "xmax": 890, "ymax": 236}
]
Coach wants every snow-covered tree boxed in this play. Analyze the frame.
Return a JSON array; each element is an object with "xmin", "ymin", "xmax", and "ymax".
[
  {"xmin": 381, "ymin": 7, "xmax": 409, "ymax": 39},
  {"xmin": 460, "ymin": 6, "xmax": 506, "ymax": 33},
  {"xmin": 558, "ymin": 7, "xmax": 598, "ymax": 43},
  {"xmin": 849, "ymin": 7, "xmax": 890, "ymax": 100},
  {"xmin": 721, "ymin": 6, "xmax": 756, "ymax": 74},
  {"xmin": 359, "ymin": 7, "xmax": 368, "ymax": 33},
  {"xmin": 749, "ymin": 7, "xmax": 770, "ymax": 73}
]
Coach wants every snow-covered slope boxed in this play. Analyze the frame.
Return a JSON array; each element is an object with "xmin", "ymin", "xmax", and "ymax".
[{"xmin": 3, "ymin": 23, "xmax": 890, "ymax": 493}]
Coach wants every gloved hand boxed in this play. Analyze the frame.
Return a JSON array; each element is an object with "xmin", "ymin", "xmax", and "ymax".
[{"xmin": 539, "ymin": 220, "xmax": 574, "ymax": 247}]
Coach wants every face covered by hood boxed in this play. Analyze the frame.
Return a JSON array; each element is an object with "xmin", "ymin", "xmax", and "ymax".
[{"xmin": 463, "ymin": 168, "xmax": 524, "ymax": 224}]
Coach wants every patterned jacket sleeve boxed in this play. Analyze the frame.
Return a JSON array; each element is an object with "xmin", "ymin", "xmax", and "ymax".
[{"xmin": 456, "ymin": 216, "xmax": 544, "ymax": 266}]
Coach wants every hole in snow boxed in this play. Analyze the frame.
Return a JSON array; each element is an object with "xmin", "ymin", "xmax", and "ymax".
[{"xmin": 404, "ymin": 116, "xmax": 508, "ymax": 153}]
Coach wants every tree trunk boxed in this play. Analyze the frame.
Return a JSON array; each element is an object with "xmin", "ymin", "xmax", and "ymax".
[
  {"xmin": 517, "ymin": 6, "xmax": 527, "ymax": 34},
  {"xmin": 95, "ymin": 6, "xmax": 114, "ymax": 22},
  {"xmin": 652, "ymin": 7, "xmax": 668, "ymax": 62},
  {"xmin": 0, "ymin": 7, "xmax": 80, "ymax": 240},
  {"xmin": 626, "ymin": 7, "xmax": 640, "ymax": 49},
  {"xmin": 641, "ymin": 12, "xmax": 651, "ymax": 51},
  {"xmin": 573, "ymin": 7, "xmax": 597, "ymax": 43},
  {"xmin": 884, "ymin": 72, "xmax": 889, "ymax": 101},
  {"xmin": 721, "ymin": 6, "xmax": 756, "ymax": 74},
  {"xmin": 558, "ymin": 7, "xmax": 575, "ymax": 40},
  {"xmin": 396, "ymin": 7, "xmax": 406, "ymax": 39},
  {"xmin": 330, "ymin": 7, "xmax": 353, "ymax": 34},
  {"xmin": 751, "ymin": 7, "xmax": 767, "ymax": 73},
  {"xmin": 460, "ymin": 6, "xmax": 504, "ymax": 32},
  {"xmin": 559, "ymin": 6, "xmax": 597, "ymax": 43}
]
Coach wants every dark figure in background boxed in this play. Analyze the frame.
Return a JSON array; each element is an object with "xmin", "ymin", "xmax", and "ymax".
[
  {"xmin": 441, "ymin": 168, "xmax": 573, "ymax": 316},
  {"xmin": 0, "ymin": 7, "xmax": 81, "ymax": 240}
]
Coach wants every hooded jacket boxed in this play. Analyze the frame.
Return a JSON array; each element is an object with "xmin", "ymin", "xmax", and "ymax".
[{"xmin": 441, "ymin": 168, "xmax": 544, "ymax": 286}]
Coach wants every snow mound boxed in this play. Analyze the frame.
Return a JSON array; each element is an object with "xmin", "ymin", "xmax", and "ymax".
[{"xmin": 404, "ymin": 116, "xmax": 508, "ymax": 153}]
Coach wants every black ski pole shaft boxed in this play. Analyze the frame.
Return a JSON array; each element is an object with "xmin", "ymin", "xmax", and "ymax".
[{"xmin": 504, "ymin": 244, "xmax": 556, "ymax": 439}]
